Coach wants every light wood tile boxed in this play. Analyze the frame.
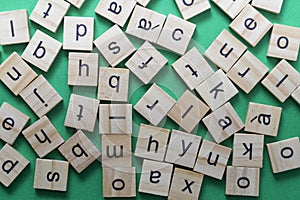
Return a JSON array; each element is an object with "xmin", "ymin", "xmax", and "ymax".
[
  {"xmin": 252, "ymin": 0, "xmax": 283, "ymax": 14},
  {"xmin": 175, "ymin": 0, "xmax": 210, "ymax": 20},
  {"xmin": 292, "ymin": 86, "xmax": 300, "ymax": 105},
  {"xmin": 211, "ymin": 0, "xmax": 250, "ymax": 19},
  {"xmin": 135, "ymin": 0, "xmax": 150, "ymax": 7},
  {"xmin": 66, "ymin": 0, "xmax": 85, "ymax": 8}
]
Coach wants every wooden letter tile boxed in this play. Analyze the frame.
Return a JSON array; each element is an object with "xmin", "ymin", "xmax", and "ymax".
[
  {"xmin": 94, "ymin": 25, "xmax": 136, "ymax": 67},
  {"xmin": 0, "ymin": 144, "xmax": 29, "ymax": 187},
  {"xmin": 30, "ymin": 0, "xmax": 70, "ymax": 32},
  {"xmin": 64, "ymin": 94, "xmax": 99, "ymax": 132},
  {"xmin": 135, "ymin": 124, "xmax": 169, "ymax": 162},
  {"xmin": 58, "ymin": 130, "xmax": 101, "ymax": 173},
  {"xmin": 0, "ymin": 52, "xmax": 37, "ymax": 96},
  {"xmin": 292, "ymin": 86, "xmax": 300, "ymax": 105},
  {"xmin": 168, "ymin": 90, "xmax": 210, "ymax": 133},
  {"xmin": 211, "ymin": 0, "xmax": 250, "ymax": 19},
  {"xmin": 135, "ymin": 0, "xmax": 151, "ymax": 7},
  {"xmin": 175, "ymin": 0, "xmax": 210, "ymax": 20},
  {"xmin": 194, "ymin": 140, "xmax": 231, "ymax": 180},
  {"xmin": 165, "ymin": 130, "xmax": 202, "ymax": 168},
  {"xmin": 252, "ymin": 0, "xmax": 284, "ymax": 14},
  {"xmin": 20, "ymin": 75, "xmax": 63, "ymax": 118},
  {"xmin": 134, "ymin": 83, "xmax": 176, "ymax": 126},
  {"xmin": 226, "ymin": 166, "xmax": 260, "ymax": 196},
  {"xmin": 139, "ymin": 159, "xmax": 173, "ymax": 197},
  {"xmin": 66, "ymin": 0, "xmax": 85, "ymax": 8},
  {"xmin": 204, "ymin": 29, "xmax": 247, "ymax": 72},
  {"xmin": 34, "ymin": 158, "xmax": 69, "ymax": 191},
  {"xmin": 0, "ymin": 102, "xmax": 29, "ymax": 145},
  {"xmin": 22, "ymin": 30, "xmax": 62, "ymax": 72},
  {"xmin": 245, "ymin": 102, "xmax": 282, "ymax": 137}
]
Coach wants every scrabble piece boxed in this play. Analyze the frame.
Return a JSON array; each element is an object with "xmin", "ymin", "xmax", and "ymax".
[
  {"xmin": 172, "ymin": 47, "xmax": 214, "ymax": 90},
  {"xmin": 267, "ymin": 137, "xmax": 300, "ymax": 173},
  {"xmin": 64, "ymin": 94, "xmax": 99, "ymax": 132},
  {"xmin": 204, "ymin": 29, "xmax": 247, "ymax": 72},
  {"xmin": 95, "ymin": 0, "xmax": 136, "ymax": 27},
  {"xmin": 58, "ymin": 130, "xmax": 101, "ymax": 173},
  {"xmin": 168, "ymin": 168, "xmax": 204, "ymax": 200},
  {"xmin": 211, "ymin": 0, "xmax": 250, "ymax": 19},
  {"xmin": 99, "ymin": 104, "xmax": 132, "ymax": 134},
  {"xmin": 134, "ymin": 83, "xmax": 176, "ymax": 126},
  {"xmin": 139, "ymin": 159, "xmax": 173, "ymax": 197},
  {"xmin": 262, "ymin": 60, "xmax": 300, "ymax": 102},
  {"xmin": 30, "ymin": 0, "xmax": 70, "ymax": 32},
  {"xmin": 22, "ymin": 116, "xmax": 64, "ymax": 158},
  {"xmin": 202, "ymin": 102, "xmax": 244, "ymax": 143},
  {"xmin": 0, "ymin": 144, "xmax": 29, "ymax": 187},
  {"xmin": 0, "ymin": 52, "xmax": 37, "ymax": 96},
  {"xmin": 252, "ymin": 0, "xmax": 284, "ymax": 14},
  {"xmin": 292, "ymin": 86, "xmax": 300, "ymax": 105},
  {"xmin": 157, "ymin": 14, "xmax": 196, "ymax": 55},
  {"xmin": 227, "ymin": 50, "xmax": 269, "ymax": 94},
  {"xmin": 102, "ymin": 134, "xmax": 132, "ymax": 168},
  {"xmin": 68, "ymin": 53, "xmax": 98, "ymax": 86},
  {"xmin": 20, "ymin": 75, "xmax": 63, "ymax": 118},
  {"xmin": 229, "ymin": 4, "xmax": 272, "ymax": 47},
  {"xmin": 196, "ymin": 69, "xmax": 239, "ymax": 111},
  {"xmin": 0, "ymin": 102, "xmax": 29, "ymax": 145},
  {"xmin": 66, "ymin": 0, "xmax": 85, "ymax": 8},
  {"xmin": 126, "ymin": 5, "xmax": 166, "ymax": 43},
  {"xmin": 0, "ymin": 10, "xmax": 30, "ymax": 45},
  {"xmin": 194, "ymin": 140, "xmax": 231, "ymax": 180},
  {"xmin": 165, "ymin": 130, "xmax": 202, "ymax": 168},
  {"xmin": 103, "ymin": 167, "xmax": 136, "ymax": 197},
  {"xmin": 63, "ymin": 16, "xmax": 94, "ymax": 51},
  {"xmin": 94, "ymin": 25, "xmax": 136, "ymax": 67},
  {"xmin": 98, "ymin": 67, "xmax": 129, "ymax": 102},
  {"xmin": 22, "ymin": 30, "xmax": 62, "ymax": 72},
  {"xmin": 34, "ymin": 158, "xmax": 69, "ymax": 191},
  {"xmin": 125, "ymin": 41, "xmax": 168, "ymax": 84},
  {"xmin": 233, "ymin": 133, "xmax": 264, "ymax": 168},
  {"xmin": 226, "ymin": 166, "xmax": 260, "ymax": 197},
  {"xmin": 135, "ymin": 0, "xmax": 150, "ymax": 7},
  {"xmin": 175, "ymin": 0, "xmax": 211, "ymax": 20},
  {"xmin": 267, "ymin": 24, "xmax": 300, "ymax": 61},
  {"xmin": 135, "ymin": 124, "xmax": 169, "ymax": 162},
  {"xmin": 168, "ymin": 90, "xmax": 210, "ymax": 133},
  {"xmin": 245, "ymin": 102, "xmax": 282, "ymax": 137}
]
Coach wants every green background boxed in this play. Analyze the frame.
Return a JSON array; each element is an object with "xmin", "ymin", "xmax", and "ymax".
[{"xmin": 0, "ymin": 0, "xmax": 300, "ymax": 199}]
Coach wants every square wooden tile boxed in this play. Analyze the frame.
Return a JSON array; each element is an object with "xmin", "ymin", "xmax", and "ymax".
[
  {"xmin": 172, "ymin": 47, "xmax": 214, "ymax": 90},
  {"xmin": 165, "ymin": 130, "xmax": 202, "ymax": 168},
  {"xmin": 139, "ymin": 159, "xmax": 173, "ymax": 197},
  {"xmin": 20, "ymin": 75, "xmax": 63, "ymax": 118},
  {"xmin": 0, "ymin": 9, "xmax": 30, "ymax": 45},
  {"xmin": 98, "ymin": 67, "xmax": 129, "ymax": 102},
  {"xmin": 267, "ymin": 24, "xmax": 300, "ymax": 61},
  {"xmin": 64, "ymin": 94, "xmax": 99, "ymax": 132},
  {"xmin": 68, "ymin": 53, "xmax": 98, "ymax": 86},
  {"xmin": 0, "ymin": 102, "xmax": 29, "ymax": 145},
  {"xmin": 63, "ymin": 16, "xmax": 94, "ymax": 51},
  {"xmin": 229, "ymin": 4, "xmax": 272, "ymax": 47},
  {"xmin": 58, "ymin": 130, "xmax": 101, "ymax": 173},
  {"xmin": 262, "ymin": 60, "xmax": 300, "ymax": 102},
  {"xmin": 211, "ymin": 0, "xmax": 250, "ymax": 19},
  {"xmin": 196, "ymin": 69, "xmax": 239, "ymax": 111},
  {"xmin": 292, "ymin": 86, "xmax": 300, "ymax": 105},
  {"xmin": 95, "ymin": 0, "xmax": 136, "ymax": 27},
  {"xmin": 34, "ymin": 158, "xmax": 69, "ymax": 191},
  {"xmin": 135, "ymin": 0, "xmax": 150, "ymax": 7},
  {"xmin": 175, "ymin": 0, "xmax": 210, "ymax": 20},
  {"xmin": 226, "ymin": 166, "xmax": 260, "ymax": 196},
  {"xmin": 233, "ymin": 133, "xmax": 264, "ymax": 168},
  {"xmin": 22, "ymin": 116, "xmax": 64, "ymax": 158},
  {"xmin": 22, "ymin": 30, "xmax": 62, "ymax": 72},
  {"xmin": 227, "ymin": 50, "xmax": 269, "ymax": 94},
  {"xmin": 245, "ymin": 102, "xmax": 282, "ymax": 137},
  {"xmin": 168, "ymin": 90, "xmax": 210, "ymax": 133},
  {"xmin": 103, "ymin": 167, "xmax": 136, "ymax": 197},
  {"xmin": 66, "ymin": 0, "xmax": 85, "ymax": 8},
  {"xmin": 194, "ymin": 139, "xmax": 231, "ymax": 180},
  {"xmin": 134, "ymin": 83, "xmax": 176, "ymax": 126},
  {"xmin": 0, "ymin": 52, "xmax": 37, "ymax": 96},
  {"xmin": 267, "ymin": 137, "xmax": 300, "ymax": 173},
  {"xmin": 125, "ymin": 41, "xmax": 168, "ymax": 84},
  {"xmin": 252, "ymin": 0, "xmax": 284, "ymax": 14},
  {"xmin": 204, "ymin": 29, "xmax": 247, "ymax": 72},
  {"xmin": 202, "ymin": 102, "xmax": 244, "ymax": 144},
  {"xmin": 30, "ymin": 0, "xmax": 70, "ymax": 33},
  {"xmin": 135, "ymin": 124, "xmax": 170, "ymax": 162},
  {"xmin": 0, "ymin": 144, "xmax": 29, "ymax": 187},
  {"xmin": 94, "ymin": 25, "xmax": 136, "ymax": 67}
]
